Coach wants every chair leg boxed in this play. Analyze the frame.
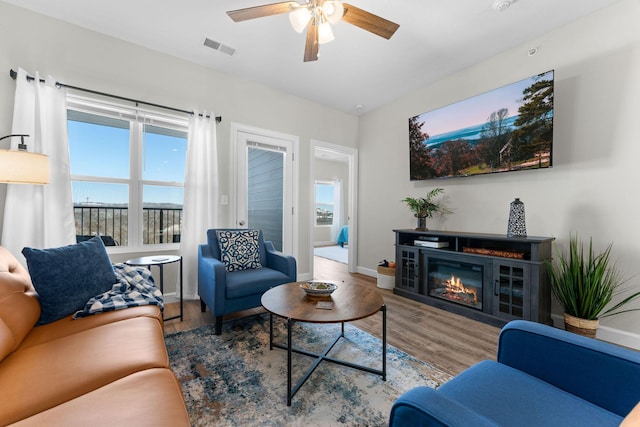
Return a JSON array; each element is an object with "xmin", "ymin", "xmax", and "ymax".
[
  {"xmin": 215, "ymin": 316, "xmax": 223, "ymax": 335},
  {"xmin": 200, "ymin": 297, "xmax": 206, "ymax": 313}
]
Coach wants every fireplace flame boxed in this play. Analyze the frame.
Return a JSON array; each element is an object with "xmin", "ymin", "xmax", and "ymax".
[{"xmin": 445, "ymin": 275, "xmax": 478, "ymax": 305}]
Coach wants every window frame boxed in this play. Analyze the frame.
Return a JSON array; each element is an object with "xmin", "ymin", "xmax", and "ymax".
[{"xmin": 67, "ymin": 94, "xmax": 189, "ymax": 253}]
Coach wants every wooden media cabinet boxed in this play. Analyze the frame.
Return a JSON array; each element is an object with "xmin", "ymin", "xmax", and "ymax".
[{"xmin": 393, "ymin": 229, "xmax": 554, "ymax": 327}]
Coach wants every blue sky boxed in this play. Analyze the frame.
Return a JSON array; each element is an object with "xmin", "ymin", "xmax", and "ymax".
[
  {"xmin": 415, "ymin": 71, "xmax": 553, "ymax": 137},
  {"xmin": 68, "ymin": 120, "xmax": 186, "ymax": 205},
  {"xmin": 315, "ymin": 182, "xmax": 334, "ymax": 206}
]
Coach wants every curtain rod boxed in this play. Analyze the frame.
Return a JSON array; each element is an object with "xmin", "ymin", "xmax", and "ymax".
[{"xmin": 9, "ymin": 69, "xmax": 221, "ymax": 124}]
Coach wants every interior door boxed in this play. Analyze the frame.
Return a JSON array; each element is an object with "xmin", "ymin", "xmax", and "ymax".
[
  {"xmin": 235, "ymin": 129, "xmax": 294, "ymax": 253},
  {"xmin": 311, "ymin": 141, "xmax": 358, "ymax": 274}
]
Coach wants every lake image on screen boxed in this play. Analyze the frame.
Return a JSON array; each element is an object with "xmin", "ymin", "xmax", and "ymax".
[{"xmin": 409, "ymin": 70, "xmax": 554, "ymax": 180}]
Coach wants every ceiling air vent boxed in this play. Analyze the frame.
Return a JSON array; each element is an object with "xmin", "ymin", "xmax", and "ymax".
[{"xmin": 204, "ymin": 38, "xmax": 236, "ymax": 56}]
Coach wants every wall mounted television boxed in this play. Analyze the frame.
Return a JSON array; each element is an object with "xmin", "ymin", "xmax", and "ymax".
[{"xmin": 409, "ymin": 70, "xmax": 554, "ymax": 180}]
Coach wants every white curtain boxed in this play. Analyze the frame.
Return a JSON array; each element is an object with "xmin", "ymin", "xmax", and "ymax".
[
  {"xmin": 180, "ymin": 111, "xmax": 220, "ymax": 299},
  {"xmin": 1, "ymin": 68, "xmax": 75, "ymax": 261},
  {"xmin": 331, "ymin": 179, "xmax": 343, "ymax": 242}
]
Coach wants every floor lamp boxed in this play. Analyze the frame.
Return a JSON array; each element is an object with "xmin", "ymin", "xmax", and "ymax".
[{"xmin": 0, "ymin": 134, "xmax": 49, "ymax": 184}]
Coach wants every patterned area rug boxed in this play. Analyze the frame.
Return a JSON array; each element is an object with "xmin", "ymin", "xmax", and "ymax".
[{"xmin": 165, "ymin": 314, "xmax": 451, "ymax": 426}]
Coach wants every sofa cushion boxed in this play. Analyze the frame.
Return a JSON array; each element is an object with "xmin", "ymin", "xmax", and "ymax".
[
  {"xmin": 8, "ymin": 368, "xmax": 190, "ymax": 427},
  {"xmin": 0, "ymin": 316, "xmax": 168, "ymax": 426},
  {"xmin": 22, "ymin": 237, "xmax": 117, "ymax": 325},
  {"xmin": 225, "ymin": 267, "xmax": 290, "ymax": 299},
  {"xmin": 216, "ymin": 229, "xmax": 262, "ymax": 272},
  {"xmin": 438, "ymin": 360, "xmax": 623, "ymax": 427},
  {"xmin": 18, "ymin": 305, "xmax": 162, "ymax": 350}
]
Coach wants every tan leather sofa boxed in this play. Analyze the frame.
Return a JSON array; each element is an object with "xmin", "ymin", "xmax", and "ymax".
[{"xmin": 0, "ymin": 246, "xmax": 190, "ymax": 426}]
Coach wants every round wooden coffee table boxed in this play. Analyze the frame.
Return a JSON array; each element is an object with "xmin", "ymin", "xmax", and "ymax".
[{"xmin": 261, "ymin": 281, "xmax": 386, "ymax": 406}]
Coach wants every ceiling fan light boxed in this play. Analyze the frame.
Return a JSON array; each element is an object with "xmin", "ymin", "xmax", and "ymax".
[
  {"xmin": 317, "ymin": 21, "xmax": 335, "ymax": 44},
  {"xmin": 289, "ymin": 8, "xmax": 311, "ymax": 33},
  {"xmin": 323, "ymin": 1, "xmax": 344, "ymax": 25}
]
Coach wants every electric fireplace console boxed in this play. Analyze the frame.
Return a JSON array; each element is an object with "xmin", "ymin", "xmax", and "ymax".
[{"xmin": 393, "ymin": 229, "xmax": 554, "ymax": 327}]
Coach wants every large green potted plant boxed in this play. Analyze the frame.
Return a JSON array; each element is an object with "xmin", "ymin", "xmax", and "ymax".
[
  {"xmin": 402, "ymin": 188, "xmax": 448, "ymax": 231},
  {"xmin": 547, "ymin": 235, "xmax": 640, "ymax": 338}
]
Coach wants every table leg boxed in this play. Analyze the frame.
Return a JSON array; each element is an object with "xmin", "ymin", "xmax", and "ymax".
[
  {"xmin": 382, "ymin": 304, "xmax": 387, "ymax": 381},
  {"xmin": 269, "ymin": 313, "xmax": 274, "ymax": 350},
  {"xmin": 158, "ymin": 264, "xmax": 164, "ymax": 294},
  {"xmin": 158, "ymin": 264, "xmax": 166, "ymax": 321},
  {"xmin": 287, "ymin": 317, "xmax": 293, "ymax": 406},
  {"xmin": 269, "ymin": 303, "xmax": 386, "ymax": 406},
  {"xmin": 179, "ymin": 257, "xmax": 183, "ymax": 321}
]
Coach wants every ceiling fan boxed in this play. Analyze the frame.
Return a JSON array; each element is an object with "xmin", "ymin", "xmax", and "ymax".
[{"xmin": 226, "ymin": 1, "xmax": 400, "ymax": 62}]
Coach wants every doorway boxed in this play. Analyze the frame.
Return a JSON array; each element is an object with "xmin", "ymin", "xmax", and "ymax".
[
  {"xmin": 310, "ymin": 140, "xmax": 358, "ymax": 275},
  {"xmin": 232, "ymin": 123, "xmax": 298, "ymax": 255}
]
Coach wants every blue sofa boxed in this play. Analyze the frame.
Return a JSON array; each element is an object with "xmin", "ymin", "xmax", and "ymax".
[
  {"xmin": 198, "ymin": 229, "xmax": 296, "ymax": 335},
  {"xmin": 389, "ymin": 320, "xmax": 640, "ymax": 427}
]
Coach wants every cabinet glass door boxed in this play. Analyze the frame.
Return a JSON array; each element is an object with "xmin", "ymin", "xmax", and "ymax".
[
  {"xmin": 495, "ymin": 262, "xmax": 529, "ymax": 320},
  {"xmin": 399, "ymin": 247, "xmax": 419, "ymax": 292}
]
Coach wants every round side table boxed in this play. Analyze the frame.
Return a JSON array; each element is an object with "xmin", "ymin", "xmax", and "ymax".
[{"xmin": 125, "ymin": 255, "xmax": 183, "ymax": 322}]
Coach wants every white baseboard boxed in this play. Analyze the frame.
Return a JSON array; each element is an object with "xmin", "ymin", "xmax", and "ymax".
[
  {"xmin": 314, "ymin": 241, "xmax": 337, "ymax": 247},
  {"xmin": 550, "ymin": 313, "xmax": 640, "ymax": 350},
  {"xmin": 597, "ymin": 325, "xmax": 640, "ymax": 350},
  {"xmin": 163, "ymin": 292, "xmax": 178, "ymax": 304},
  {"xmin": 358, "ymin": 266, "xmax": 377, "ymax": 277},
  {"xmin": 298, "ymin": 272, "xmax": 313, "ymax": 281}
]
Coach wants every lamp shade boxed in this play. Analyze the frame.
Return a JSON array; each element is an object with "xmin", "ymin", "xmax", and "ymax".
[
  {"xmin": 318, "ymin": 21, "xmax": 335, "ymax": 44},
  {"xmin": 323, "ymin": 1, "xmax": 344, "ymax": 25},
  {"xmin": 0, "ymin": 149, "xmax": 49, "ymax": 184},
  {"xmin": 289, "ymin": 7, "xmax": 311, "ymax": 33}
]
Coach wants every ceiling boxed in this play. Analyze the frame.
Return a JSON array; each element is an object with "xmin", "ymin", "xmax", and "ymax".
[{"xmin": 3, "ymin": 0, "xmax": 618, "ymax": 114}]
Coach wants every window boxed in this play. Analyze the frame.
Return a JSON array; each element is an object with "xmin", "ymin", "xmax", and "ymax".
[
  {"xmin": 67, "ymin": 98, "xmax": 188, "ymax": 249},
  {"xmin": 315, "ymin": 181, "xmax": 334, "ymax": 226}
]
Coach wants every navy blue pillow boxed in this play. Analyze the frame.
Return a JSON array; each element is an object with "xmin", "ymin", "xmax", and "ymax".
[{"xmin": 22, "ymin": 236, "xmax": 117, "ymax": 325}]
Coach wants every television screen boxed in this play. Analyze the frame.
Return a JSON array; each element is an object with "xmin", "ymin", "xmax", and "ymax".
[{"xmin": 409, "ymin": 70, "xmax": 554, "ymax": 180}]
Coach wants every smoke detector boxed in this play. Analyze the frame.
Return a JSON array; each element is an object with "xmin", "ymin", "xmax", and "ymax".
[{"xmin": 493, "ymin": 0, "xmax": 516, "ymax": 12}]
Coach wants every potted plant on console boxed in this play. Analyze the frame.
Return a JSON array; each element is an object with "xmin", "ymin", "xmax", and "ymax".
[
  {"xmin": 402, "ymin": 188, "xmax": 449, "ymax": 231},
  {"xmin": 547, "ymin": 235, "xmax": 640, "ymax": 338}
]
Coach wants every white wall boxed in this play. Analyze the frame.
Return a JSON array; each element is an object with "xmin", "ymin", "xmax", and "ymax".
[
  {"xmin": 357, "ymin": 0, "xmax": 640, "ymax": 348},
  {"xmin": 313, "ymin": 158, "xmax": 349, "ymax": 245},
  {"xmin": 0, "ymin": 2, "xmax": 359, "ymax": 279}
]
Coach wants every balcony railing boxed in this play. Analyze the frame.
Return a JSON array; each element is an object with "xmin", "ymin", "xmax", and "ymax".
[{"xmin": 74, "ymin": 205, "xmax": 182, "ymax": 246}]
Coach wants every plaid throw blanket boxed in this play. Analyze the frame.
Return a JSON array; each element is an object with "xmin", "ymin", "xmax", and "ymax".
[{"xmin": 73, "ymin": 263, "xmax": 164, "ymax": 319}]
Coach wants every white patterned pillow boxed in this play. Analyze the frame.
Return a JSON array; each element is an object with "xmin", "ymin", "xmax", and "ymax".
[{"xmin": 216, "ymin": 230, "xmax": 263, "ymax": 272}]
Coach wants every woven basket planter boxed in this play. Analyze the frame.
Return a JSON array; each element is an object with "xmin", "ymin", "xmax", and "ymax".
[
  {"xmin": 376, "ymin": 265, "xmax": 395, "ymax": 289},
  {"xmin": 563, "ymin": 313, "xmax": 598, "ymax": 338}
]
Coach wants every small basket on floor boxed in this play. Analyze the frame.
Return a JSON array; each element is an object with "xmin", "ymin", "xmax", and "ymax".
[{"xmin": 377, "ymin": 265, "xmax": 395, "ymax": 289}]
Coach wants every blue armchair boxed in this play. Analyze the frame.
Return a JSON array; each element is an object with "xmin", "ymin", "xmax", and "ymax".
[
  {"xmin": 198, "ymin": 229, "xmax": 296, "ymax": 335},
  {"xmin": 389, "ymin": 320, "xmax": 640, "ymax": 427}
]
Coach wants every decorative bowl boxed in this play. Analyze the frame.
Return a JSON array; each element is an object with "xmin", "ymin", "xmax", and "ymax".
[{"xmin": 300, "ymin": 281, "xmax": 337, "ymax": 297}]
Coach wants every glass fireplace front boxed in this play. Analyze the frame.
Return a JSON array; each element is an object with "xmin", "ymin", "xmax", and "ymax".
[{"xmin": 427, "ymin": 258, "xmax": 483, "ymax": 310}]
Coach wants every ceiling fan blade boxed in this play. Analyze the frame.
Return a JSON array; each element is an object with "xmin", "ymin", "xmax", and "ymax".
[
  {"xmin": 227, "ymin": 1, "xmax": 301, "ymax": 22},
  {"xmin": 342, "ymin": 3, "xmax": 399, "ymax": 39},
  {"xmin": 304, "ymin": 20, "xmax": 319, "ymax": 62}
]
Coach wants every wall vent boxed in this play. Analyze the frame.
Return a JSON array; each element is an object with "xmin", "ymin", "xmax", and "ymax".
[{"xmin": 204, "ymin": 38, "xmax": 236, "ymax": 56}]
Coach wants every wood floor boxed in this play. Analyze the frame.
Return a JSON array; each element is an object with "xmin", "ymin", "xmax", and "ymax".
[{"xmin": 163, "ymin": 256, "xmax": 501, "ymax": 377}]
